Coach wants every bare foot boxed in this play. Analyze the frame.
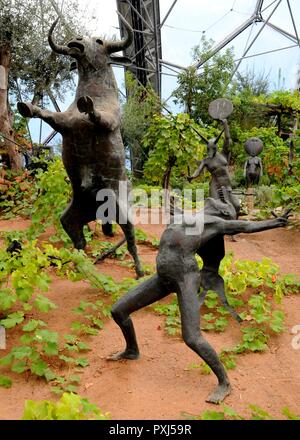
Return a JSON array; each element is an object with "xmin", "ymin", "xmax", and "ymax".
[
  {"xmin": 107, "ymin": 350, "xmax": 140, "ymax": 361},
  {"xmin": 135, "ymin": 269, "xmax": 145, "ymax": 279},
  {"xmin": 206, "ymin": 383, "xmax": 231, "ymax": 404}
]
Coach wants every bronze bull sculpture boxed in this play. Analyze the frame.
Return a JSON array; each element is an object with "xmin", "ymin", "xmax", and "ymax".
[{"xmin": 17, "ymin": 14, "xmax": 143, "ymax": 278}]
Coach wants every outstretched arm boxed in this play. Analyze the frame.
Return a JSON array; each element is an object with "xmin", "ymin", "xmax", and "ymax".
[
  {"xmin": 222, "ymin": 216, "xmax": 288, "ymax": 236},
  {"xmin": 190, "ymin": 160, "xmax": 206, "ymax": 180},
  {"xmin": 221, "ymin": 118, "xmax": 231, "ymax": 161}
]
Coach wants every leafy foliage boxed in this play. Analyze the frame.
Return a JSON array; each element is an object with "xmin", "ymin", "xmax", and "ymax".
[
  {"xmin": 0, "ymin": 375, "xmax": 12, "ymax": 388},
  {"xmin": 0, "ymin": 237, "xmax": 140, "ymax": 389},
  {"xmin": 185, "ymin": 404, "xmax": 300, "ymax": 420},
  {"xmin": 154, "ymin": 253, "xmax": 300, "ymax": 370},
  {"xmin": 0, "ymin": 168, "xmax": 36, "ymax": 218},
  {"xmin": 121, "ymin": 72, "xmax": 161, "ymax": 179},
  {"xmin": 143, "ymin": 113, "xmax": 207, "ymax": 187},
  {"xmin": 154, "ymin": 297, "xmax": 180, "ymax": 336},
  {"xmin": 250, "ymin": 184, "xmax": 300, "ymax": 219},
  {"xmin": 234, "ymin": 68, "xmax": 270, "ymax": 97},
  {"xmin": 22, "ymin": 392, "xmax": 110, "ymax": 420},
  {"xmin": 172, "ymin": 35, "xmax": 235, "ymax": 124},
  {"xmin": 0, "ymin": 0, "xmax": 85, "ymax": 102},
  {"xmin": 0, "ymin": 157, "xmax": 74, "ymax": 243},
  {"xmin": 231, "ymin": 126, "xmax": 290, "ymax": 183},
  {"xmin": 27, "ymin": 158, "xmax": 71, "ymax": 243},
  {"xmin": 266, "ymin": 90, "xmax": 300, "ymax": 111}
]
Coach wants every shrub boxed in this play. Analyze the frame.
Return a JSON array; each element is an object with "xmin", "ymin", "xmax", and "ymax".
[{"xmin": 22, "ymin": 392, "xmax": 110, "ymax": 420}]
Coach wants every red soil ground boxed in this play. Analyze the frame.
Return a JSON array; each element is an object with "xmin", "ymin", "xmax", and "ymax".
[{"xmin": 0, "ymin": 216, "xmax": 299, "ymax": 420}]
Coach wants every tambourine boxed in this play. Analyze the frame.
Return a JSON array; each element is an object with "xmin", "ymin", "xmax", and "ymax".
[
  {"xmin": 244, "ymin": 137, "xmax": 264, "ymax": 156},
  {"xmin": 208, "ymin": 98, "xmax": 233, "ymax": 120}
]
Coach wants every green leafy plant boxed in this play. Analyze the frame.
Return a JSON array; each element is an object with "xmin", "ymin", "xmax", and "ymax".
[
  {"xmin": 22, "ymin": 392, "xmax": 110, "ymax": 420},
  {"xmin": 0, "ymin": 239, "xmax": 136, "ymax": 388},
  {"xmin": 71, "ymin": 300, "xmax": 109, "ymax": 336},
  {"xmin": 26, "ymin": 158, "xmax": 72, "ymax": 243},
  {"xmin": 233, "ymin": 126, "xmax": 290, "ymax": 183},
  {"xmin": 154, "ymin": 253, "xmax": 299, "ymax": 371},
  {"xmin": 0, "ymin": 169, "xmax": 36, "ymax": 219},
  {"xmin": 260, "ymin": 185, "xmax": 300, "ymax": 214},
  {"xmin": 143, "ymin": 113, "xmax": 206, "ymax": 189},
  {"xmin": 0, "ymin": 375, "xmax": 12, "ymax": 388},
  {"xmin": 184, "ymin": 404, "xmax": 300, "ymax": 420},
  {"xmin": 153, "ymin": 296, "xmax": 180, "ymax": 336},
  {"xmin": 172, "ymin": 35, "xmax": 235, "ymax": 125}
]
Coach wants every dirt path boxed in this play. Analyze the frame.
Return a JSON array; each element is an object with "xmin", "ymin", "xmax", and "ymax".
[{"xmin": 0, "ymin": 217, "xmax": 299, "ymax": 420}]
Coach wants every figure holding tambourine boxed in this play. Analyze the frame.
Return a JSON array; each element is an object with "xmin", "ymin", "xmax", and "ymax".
[{"xmin": 188, "ymin": 98, "xmax": 240, "ymax": 217}]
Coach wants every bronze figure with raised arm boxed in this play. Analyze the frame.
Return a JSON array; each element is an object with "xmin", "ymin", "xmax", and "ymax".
[
  {"xmin": 188, "ymin": 99, "xmax": 240, "ymax": 217},
  {"xmin": 108, "ymin": 188, "xmax": 290, "ymax": 404}
]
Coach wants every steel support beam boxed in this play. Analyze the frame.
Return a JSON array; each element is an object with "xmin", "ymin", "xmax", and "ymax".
[
  {"xmin": 160, "ymin": 0, "xmax": 177, "ymax": 29},
  {"xmin": 194, "ymin": 15, "xmax": 260, "ymax": 68},
  {"xmin": 265, "ymin": 21, "xmax": 299, "ymax": 44},
  {"xmin": 117, "ymin": 0, "xmax": 162, "ymax": 96},
  {"xmin": 229, "ymin": 0, "xmax": 282, "ymax": 81},
  {"xmin": 254, "ymin": 0, "xmax": 264, "ymax": 15},
  {"xmin": 286, "ymin": 0, "xmax": 300, "ymax": 47}
]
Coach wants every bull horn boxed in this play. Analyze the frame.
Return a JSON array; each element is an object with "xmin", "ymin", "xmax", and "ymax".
[
  {"xmin": 198, "ymin": 132, "xmax": 209, "ymax": 144},
  {"xmin": 215, "ymin": 128, "xmax": 225, "ymax": 144},
  {"xmin": 194, "ymin": 128, "xmax": 208, "ymax": 144},
  {"xmin": 48, "ymin": 18, "xmax": 70, "ymax": 56},
  {"xmin": 107, "ymin": 11, "xmax": 133, "ymax": 53}
]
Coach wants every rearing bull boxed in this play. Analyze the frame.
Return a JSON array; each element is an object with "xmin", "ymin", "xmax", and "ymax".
[{"xmin": 17, "ymin": 15, "xmax": 144, "ymax": 278}]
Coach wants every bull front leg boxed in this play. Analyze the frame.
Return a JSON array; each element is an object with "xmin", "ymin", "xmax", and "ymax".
[
  {"xmin": 17, "ymin": 102, "xmax": 68, "ymax": 134},
  {"xmin": 60, "ymin": 199, "xmax": 87, "ymax": 250},
  {"xmin": 77, "ymin": 95, "xmax": 120, "ymax": 131}
]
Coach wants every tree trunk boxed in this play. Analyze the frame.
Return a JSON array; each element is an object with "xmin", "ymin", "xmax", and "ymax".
[
  {"xmin": 0, "ymin": 41, "xmax": 22, "ymax": 170},
  {"xmin": 130, "ymin": 139, "xmax": 147, "ymax": 180},
  {"xmin": 162, "ymin": 155, "xmax": 176, "ymax": 205}
]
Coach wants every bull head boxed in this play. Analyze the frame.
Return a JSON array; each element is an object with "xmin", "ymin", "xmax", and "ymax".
[{"xmin": 48, "ymin": 12, "xmax": 133, "ymax": 67}]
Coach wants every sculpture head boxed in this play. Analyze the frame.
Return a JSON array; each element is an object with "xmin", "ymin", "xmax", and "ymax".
[
  {"xmin": 198, "ymin": 129, "xmax": 224, "ymax": 159},
  {"xmin": 48, "ymin": 13, "xmax": 133, "ymax": 71},
  {"xmin": 244, "ymin": 137, "xmax": 263, "ymax": 157},
  {"xmin": 207, "ymin": 139, "xmax": 218, "ymax": 158}
]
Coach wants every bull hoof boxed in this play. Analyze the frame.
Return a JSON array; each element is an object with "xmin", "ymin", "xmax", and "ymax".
[
  {"xmin": 17, "ymin": 102, "xmax": 34, "ymax": 118},
  {"xmin": 77, "ymin": 95, "xmax": 94, "ymax": 114}
]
